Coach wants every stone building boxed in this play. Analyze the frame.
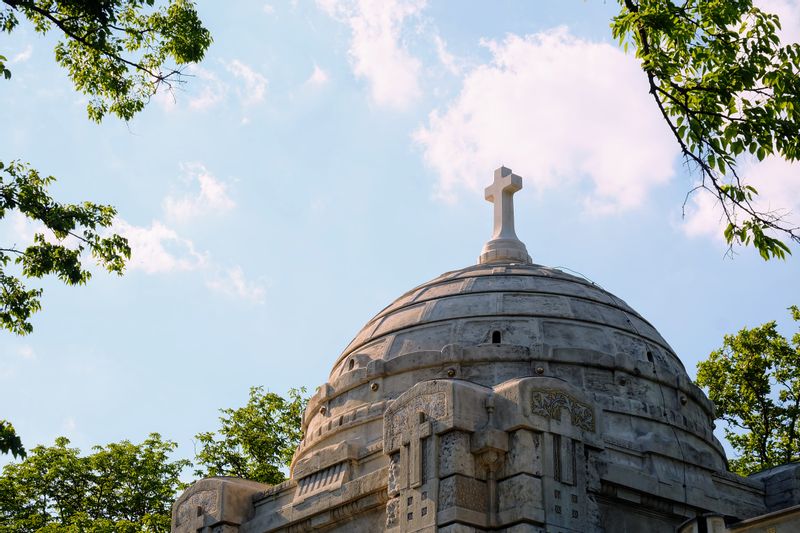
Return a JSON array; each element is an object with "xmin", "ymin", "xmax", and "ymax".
[{"xmin": 173, "ymin": 168, "xmax": 800, "ymax": 532}]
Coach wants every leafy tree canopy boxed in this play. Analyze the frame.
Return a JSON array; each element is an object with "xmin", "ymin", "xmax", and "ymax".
[
  {"xmin": 696, "ymin": 306, "xmax": 800, "ymax": 475},
  {"xmin": 0, "ymin": 0, "xmax": 211, "ymax": 337},
  {"xmin": 1, "ymin": 0, "xmax": 212, "ymax": 121},
  {"xmin": 0, "ymin": 421, "xmax": 24, "ymax": 459},
  {"xmin": 194, "ymin": 387, "xmax": 308, "ymax": 485},
  {"xmin": 613, "ymin": 0, "xmax": 800, "ymax": 259},
  {"xmin": 0, "ymin": 161, "xmax": 130, "ymax": 335},
  {"xmin": 0, "ymin": 433, "xmax": 189, "ymax": 532},
  {"xmin": 0, "ymin": 0, "xmax": 210, "ymax": 459}
]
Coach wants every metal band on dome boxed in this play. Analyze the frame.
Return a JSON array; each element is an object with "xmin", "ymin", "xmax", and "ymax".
[{"xmin": 479, "ymin": 166, "xmax": 532, "ymax": 265}]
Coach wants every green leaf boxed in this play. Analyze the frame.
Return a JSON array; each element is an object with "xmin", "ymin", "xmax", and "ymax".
[
  {"xmin": 194, "ymin": 387, "xmax": 308, "ymax": 484},
  {"xmin": 1, "ymin": 161, "xmax": 130, "ymax": 335},
  {"xmin": 611, "ymin": 0, "xmax": 799, "ymax": 258},
  {"xmin": 696, "ymin": 308, "xmax": 800, "ymax": 474}
]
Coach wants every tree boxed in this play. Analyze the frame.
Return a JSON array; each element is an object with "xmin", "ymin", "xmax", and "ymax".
[
  {"xmin": 696, "ymin": 306, "xmax": 800, "ymax": 476},
  {"xmin": 0, "ymin": 421, "xmax": 24, "ymax": 459},
  {"xmin": 613, "ymin": 1, "xmax": 800, "ymax": 259},
  {"xmin": 1, "ymin": 0, "xmax": 212, "ymax": 122},
  {"xmin": 0, "ymin": 0, "xmax": 211, "ymax": 457},
  {"xmin": 1, "ymin": 161, "xmax": 130, "ymax": 335},
  {"xmin": 194, "ymin": 387, "xmax": 308, "ymax": 485},
  {"xmin": 0, "ymin": 0, "xmax": 211, "ymax": 336},
  {"xmin": 0, "ymin": 433, "xmax": 189, "ymax": 532}
]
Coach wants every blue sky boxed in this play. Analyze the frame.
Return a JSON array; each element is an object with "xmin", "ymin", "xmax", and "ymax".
[{"xmin": 2, "ymin": 0, "xmax": 799, "ymax": 467}]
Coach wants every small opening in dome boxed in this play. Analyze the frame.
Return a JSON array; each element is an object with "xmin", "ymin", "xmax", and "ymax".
[
  {"xmin": 492, "ymin": 330, "xmax": 502, "ymax": 344},
  {"xmin": 348, "ymin": 359, "xmax": 355, "ymax": 370},
  {"xmin": 419, "ymin": 412, "xmax": 426, "ymax": 423},
  {"xmin": 646, "ymin": 351, "xmax": 654, "ymax": 362}
]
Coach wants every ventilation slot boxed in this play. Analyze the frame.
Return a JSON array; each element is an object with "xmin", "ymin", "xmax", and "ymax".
[{"xmin": 492, "ymin": 330, "xmax": 502, "ymax": 344}]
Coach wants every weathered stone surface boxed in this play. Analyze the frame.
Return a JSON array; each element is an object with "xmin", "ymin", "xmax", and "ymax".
[
  {"xmin": 438, "ymin": 475, "xmax": 487, "ymax": 513},
  {"xmin": 173, "ymin": 169, "xmax": 798, "ymax": 532},
  {"xmin": 172, "ymin": 477, "xmax": 268, "ymax": 533},
  {"xmin": 439, "ymin": 432, "xmax": 474, "ymax": 479},
  {"xmin": 497, "ymin": 473, "xmax": 544, "ymax": 524}
]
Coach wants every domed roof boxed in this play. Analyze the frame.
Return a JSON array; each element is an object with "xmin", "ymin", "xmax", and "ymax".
[
  {"xmin": 293, "ymin": 167, "xmax": 722, "ymax": 473},
  {"xmin": 334, "ymin": 261, "xmax": 679, "ymax": 373}
]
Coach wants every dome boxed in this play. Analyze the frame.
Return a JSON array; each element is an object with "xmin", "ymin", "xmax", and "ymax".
[
  {"xmin": 175, "ymin": 167, "xmax": 778, "ymax": 533},
  {"xmin": 295, "ymin": 253, "xmax": 723, "ymax": 475},
  {"xmin": 335, "ymin": 262, "xmax": 678, "ymax": 373}
]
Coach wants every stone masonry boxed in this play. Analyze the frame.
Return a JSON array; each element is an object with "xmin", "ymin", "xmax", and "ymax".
[{"xmin": 173, "ymin": 168, "xmax": 800, "ymax": 532}]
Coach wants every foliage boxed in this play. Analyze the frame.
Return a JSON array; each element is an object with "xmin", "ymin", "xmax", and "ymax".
[
  {"xmin": 0, "ymin": 421, "xmax": 24, "ymax": 459},
  {"xmin": 0, "ymin": 53, "xmax": 10, "ymax": 79},
  {"xmin": 0, "ymin": 161, "xmax": 131, "ymax": 336},
  {"xmin": 0, "ymin": 0, "xmax": 209, "ymax": 459},
  {"xmin": 613, "ymin": 0, "xmax": 800, "ymax": 259},
  {"xmin": 1, "ymin": 0, "xmax": 212, "ymax": 121},
  {"xmin": 0, "ymin": 0, "xmax": 210, "ymax": 339},
  {"xmin": 194, "ymin": 387, "xmax": 308, "ymax": 485},
  {"xmin": 0, "ymin": 433, "xmax": 189, "ymax": 532},
  {"xmin": 696, "ymin": 306, "xmax": 800, "ymax": 475}
]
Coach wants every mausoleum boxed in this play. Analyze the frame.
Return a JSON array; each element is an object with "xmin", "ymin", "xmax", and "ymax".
[{"xmin": 173, "ymin": 168, "xmax": 800, "ymax": 532}]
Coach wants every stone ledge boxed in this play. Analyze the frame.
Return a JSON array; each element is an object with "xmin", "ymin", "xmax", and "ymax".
[{"xmin": 172, "ymin": 477, "xmax": 270, "ymax": 533}]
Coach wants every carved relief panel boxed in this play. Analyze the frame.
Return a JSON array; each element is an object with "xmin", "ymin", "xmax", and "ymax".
[{"xmin": 385, "ymin": 392, "xmax": 446, "ymax": 532}]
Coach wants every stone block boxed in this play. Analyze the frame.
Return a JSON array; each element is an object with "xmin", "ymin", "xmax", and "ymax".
[
  {"xmin": 471, "ymin": 427, "xmax": 509, "ymax": 456},
  {"xmin": 440, "ymin": 431, "xmax": 475, "ymax": 478},
  {"xmin": 503, "ymin": 429, "xmax": 542, "ymax": 477},
  {"xmin": 172, "ymin": 477, "xmax": 268, "ymax": 533},
  {"xmin": 438, "ymin": 475, "xmax": 488, "ymax": 528},
  {"xmin": 439, "ymin": 475, "xmax": 488, "ymax": 513},
  {"xmin": 497, "ymin": 473, "xmax": 545, "ymax": 525}
]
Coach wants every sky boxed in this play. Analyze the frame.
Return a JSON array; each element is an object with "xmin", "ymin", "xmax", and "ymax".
[{"xmin": 1, "ymin": 0, "xmax": 799, "ymax": 468}]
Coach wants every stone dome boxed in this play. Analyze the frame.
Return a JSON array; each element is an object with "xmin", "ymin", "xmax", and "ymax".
[
  {"xmin": 294, "ymin": 259, "xmax": 725, "ymax": 474},
  {"xmin": 175, "ymin": 168, "xmax": 786, "ymax": 533},
  {"xmin": 336, "ymin": 262, "xmax": 676, "ymax": 370}
]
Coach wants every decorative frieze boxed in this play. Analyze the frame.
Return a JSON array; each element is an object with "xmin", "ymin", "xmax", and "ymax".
[{"xmin": 531, "ymin": 389, "xmax": 595, "ymax": 432}]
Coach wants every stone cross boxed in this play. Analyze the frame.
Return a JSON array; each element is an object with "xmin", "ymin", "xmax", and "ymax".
[
  {"xmin": 398, "ymin": 413, "xmax": 434, "ymax": 528},
  {"xmin": 479, "ymin": 166, "xmax": 532, "ymax": 265},
  {"xmin": 401, "ymin": 413, "xmax": 432, "ymax": 489},
  {"xmin": 485, "ymin": 166, "xmax": 522, "ymax": 242}
]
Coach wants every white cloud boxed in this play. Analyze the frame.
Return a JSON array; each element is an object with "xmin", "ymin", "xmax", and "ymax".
[
  {"xmin": 681, "ymin": 187, "xmax": 728, "ymax": 241},
  {"xmin": 433, "ymin": 34, "xmax": 459, "ymax": 75},
  {"xmin": 188, "ymin": 66, "xmax": 227, "ymax": 110},
  {"xmin": 11, "ymin": 45, "xmax": 32, "ymax": 64},
  {"xmin": 414, "ymin": 28, "xmax": 677, "ymax": 212},
  {"xmin": 5, "ymin": 211, "xmax": 83, "ymax": 249},
  {"xmin": 113, "ymin": 218, "xmax": 267, "ymax": 303},
  {"xmin": 103, "ymin": 165, "xmax": 267, "ymax": 303},
  {"xmin": 226, "ymin": 60, "xmax": 268, "ymax": 106},
  {"xmin": 152, "ymin": 86, "xmax": 177, "ymax": 112},
  {"xmin": 17, "ymin": 345, "xmax": 35, "ymax": 360},
  {"xmin": 7, "ymin": 211, "xmax": 38, "ymax": 243},
  {"xmin": 317, "ymin": 0, "xmax": 426, "ymax": 109},
  {"xmin": 263, "ymin": 3, "xmax": 275, "ymax": 14},
  {"xmin": 683, "ymin": 157, "xmax": 800, "ymax": 242},
  {"xmin": 206, "ymin": 266, "xmax": 267, "ymax": 304},
  {"xmin": 113, "ymin": 219, "xmax": 207, "ymax": 274},
  {"xmin": 163, "ymin": 163, "xmax": 235, "ymax": 222},
  {"xmin": 305, "ymin": 63, "xmax": 330, "ymax": 87}
]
